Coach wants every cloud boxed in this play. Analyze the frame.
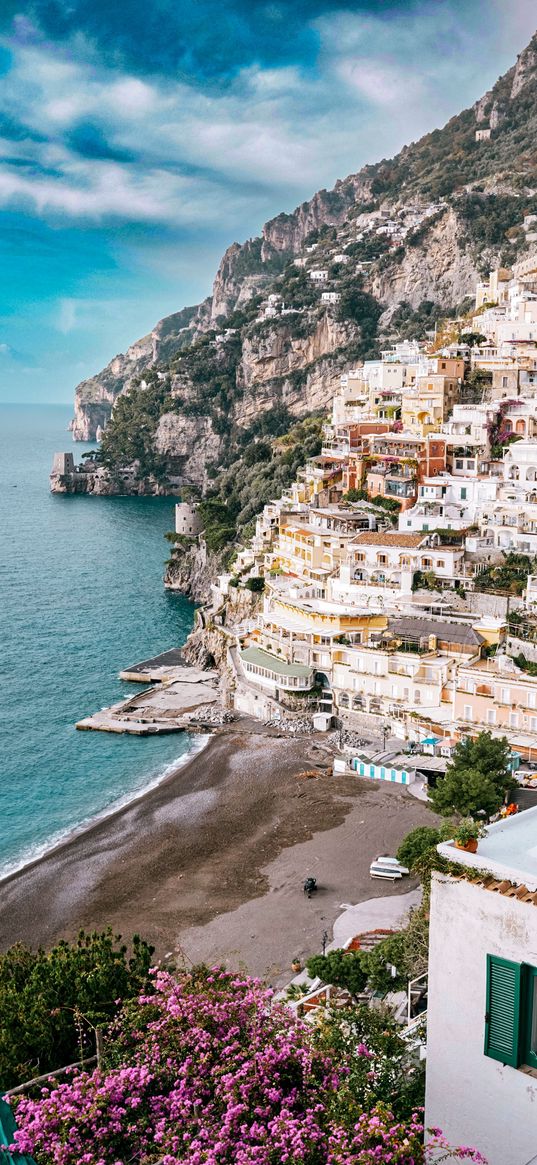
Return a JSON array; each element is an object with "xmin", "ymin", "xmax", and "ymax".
[
  {"xmin": 0, "ymin": 340, "xmax": 36, "ymax": 364},
  {"xmin": 0, "ymin": 2, "xmax": 536, "ymax": 238}
]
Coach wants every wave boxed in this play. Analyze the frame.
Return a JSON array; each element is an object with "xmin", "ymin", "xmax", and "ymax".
[{"xmin": 0, "ymin": 734, "xmax": 211, "ymax": 884}]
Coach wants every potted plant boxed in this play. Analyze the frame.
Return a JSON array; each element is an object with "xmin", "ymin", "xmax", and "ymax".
[{"xmin": 454, "ymin": 818, "xmax": 482, "ymax": 854}]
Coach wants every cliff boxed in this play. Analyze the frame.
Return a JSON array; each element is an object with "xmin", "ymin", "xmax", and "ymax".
[
  {"xmin": 70, "ymin": 31, "xmax": 537, "ymax": 478},
  {"xmin": 164, "ymin": 538, "xmax": 224, "ymax": 604},
  {"xmin": 71, "ymin": 305, "xmax": 200, "ymax": 439}
]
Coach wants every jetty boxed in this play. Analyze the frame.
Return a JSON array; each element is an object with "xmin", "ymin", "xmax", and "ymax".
[
  {"xmin": 119, "ymin": 648, "xmax": 189, "ymax": 684},
  {"xmin": 76, "ymin": 658, "xmax": 222, "ymax": 735}
]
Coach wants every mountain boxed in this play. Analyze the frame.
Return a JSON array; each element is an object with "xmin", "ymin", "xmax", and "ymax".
[{"xmin": 71, "ymin": 32, "xmax": 537, "ymax": 479}]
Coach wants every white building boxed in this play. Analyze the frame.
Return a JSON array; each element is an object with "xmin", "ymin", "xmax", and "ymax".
[
  {"xmin": 425, "ymin": 808, "xmax": 537, "ymax": 1165},
  {"xmin": 309, "ymin": 269, "xmax": 328, "ymax": 283},
  {"xmin": 321, "ymin": 291, "xmax": 341, "ymax": 305},
  {"xmin": 399, "ymin": 474, "xmax": 498, "ymax": 533}
]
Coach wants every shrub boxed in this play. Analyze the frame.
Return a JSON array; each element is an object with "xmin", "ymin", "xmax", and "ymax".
[
  {"xmin": 0, "ymin": 930, "xmax": 153, "ymax": 1090},
  {"xmin": 396, "ymin": 825, "xmax": 446, "ymax": 871},
  {"xmin": 10, "ymin": 968, "xmax": 485, "ymax": 1164},
  {"xmin": 245, "ymin": 576, "xmax": 265, "ymax": 592}
]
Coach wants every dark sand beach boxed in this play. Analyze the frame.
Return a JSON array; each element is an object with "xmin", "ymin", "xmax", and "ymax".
[{"xmin": 0, "ymin": 729, "xmax": 437, "ymax": 977}]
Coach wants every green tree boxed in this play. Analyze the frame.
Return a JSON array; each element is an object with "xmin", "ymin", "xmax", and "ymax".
[
  {"xmin": 0, "ymin": 930, "xmax": 154, "ymax": 1090},
  {"xmin": 396, "ymin": 825, "xmax": 447, "ymax": 871},
  {"xmin": 245, "ymin": 576, "xmax": 265, "ymax": 592},
  {"xmin": 429, "ymin": 731, "xmax": 513, "ymax": 818},
  {"xmin": 360, "ymin": 932, "xmax": 409, "ymax": 994},
  {"xmin": 314, "ymin": 1003, "xmax": 425, "ymax": 1123},
  {"xmin": 306, "ymin": 949, "xmax": 368, "ymax": 1001}
]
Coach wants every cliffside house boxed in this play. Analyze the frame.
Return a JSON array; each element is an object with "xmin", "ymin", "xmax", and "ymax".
[{"xmin": 425, "ymin": 808, "xmax": 537, "ymax": 1165}]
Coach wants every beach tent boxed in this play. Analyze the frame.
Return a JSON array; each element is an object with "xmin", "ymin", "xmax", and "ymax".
[{"xmin": 0, "ymin": 1097, "xmax": 36, "ymax": 1165}]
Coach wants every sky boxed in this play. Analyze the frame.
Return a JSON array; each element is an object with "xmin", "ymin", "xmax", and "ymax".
[{"xmin": 1, "ymin": 1, "xmax": 537, "ymax": 404}]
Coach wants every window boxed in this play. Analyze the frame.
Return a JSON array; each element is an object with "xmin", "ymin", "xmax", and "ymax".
[
  {"xmin": 485, "ymin": 955, "xmax": 537, "ymax": 1069},
  {"xmin": 528, "ymin": 691, "xmax": 537, "ymax": 709},
  {"xmin": 460, "ymin": 487, "xmax": 467, "ymax": 500},
  {"xmin": 501, "ymin": 687, "xmax": 511, "ymax": 704},
  {"xmin": 464, "ymin": 704, "xmax": 473, "ymax": 721}
]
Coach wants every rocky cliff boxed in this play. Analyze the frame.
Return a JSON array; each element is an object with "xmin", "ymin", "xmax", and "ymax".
[
  {"xmin": 71, "ymin": 305, "xmax": 200, "ymax": 439},
  {"xmin": 70, "ymin": 30, "xmax": 537, "ymax": 469}
]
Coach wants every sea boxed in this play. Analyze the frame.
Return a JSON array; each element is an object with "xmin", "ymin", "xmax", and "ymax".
[{"xmin": 0, "ymin": 403, "xmax": 196, "ymax": 879}]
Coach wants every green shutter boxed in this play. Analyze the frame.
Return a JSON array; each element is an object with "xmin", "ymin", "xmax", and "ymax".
[{"xmin": 484, "ymin": 955, "xmax": 522, "ymax": 1067}]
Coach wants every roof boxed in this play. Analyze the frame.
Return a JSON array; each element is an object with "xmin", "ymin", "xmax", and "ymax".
[
  {"xmin": 389, "ymin": 616, "xmax": 484, "ymax": 646},
  {"xmin": 240, "ymin": 646, "xmax": 313, "ymax": 678},
  {"xmin": 353, "ymin": 531, "xmax": 426, "ymax": 547},
  {"xmin": 438, "ymin": 805, "xmax": 537, "ymax": 891}
]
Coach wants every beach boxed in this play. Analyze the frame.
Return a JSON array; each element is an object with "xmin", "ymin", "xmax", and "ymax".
[{"xmin": 0, "ymin": 728, "xmax": 438, "ymax": 982}]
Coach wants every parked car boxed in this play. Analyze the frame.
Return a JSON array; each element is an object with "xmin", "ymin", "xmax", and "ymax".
[
  {"xmin": 375, "ymin": 855, "xmax": 410, "ymax": 875},
  {"xmin": 370, "ymin": 862, "xmax": 403, "ymax": 881}
]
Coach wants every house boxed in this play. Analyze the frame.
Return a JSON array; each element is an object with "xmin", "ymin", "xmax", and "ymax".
[
  {"xmin": 332, "ymin": 638, "xmax": 451, "ymax": 720},
  {"xmin": 321, "ymin": 291, "xmax": 341, "ymax": 304},
  {"xmin": 454, "ymin": 655, "xmax": 537, "ymax": 748},
  {"xmin": 425, "ymin": 808, "xmax": 537, "ymax": 1165},
  {"xmin": 343, "ymin": 531, "xmax": 465, "ymax": 594},
  {"xmin": 402, "ymin": 374, "xmax": 460, "ymax": 436},
  {"xmin": 309, "ymin": 269, "xmax": 328, "ymax": 283}
]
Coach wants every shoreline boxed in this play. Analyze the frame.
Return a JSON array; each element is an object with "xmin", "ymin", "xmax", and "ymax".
[
  {"xmin": 0, "ymin": 727, "xmax": 438, "ymax": 970},
  {"xmin": 0, "ymin": 733, "xmax": 210, "ymax": 887}
]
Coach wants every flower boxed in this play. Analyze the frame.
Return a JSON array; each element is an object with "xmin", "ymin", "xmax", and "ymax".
[{"xmin": 11, "ymin": 969, "xmax": 485, "ymax": 1165}]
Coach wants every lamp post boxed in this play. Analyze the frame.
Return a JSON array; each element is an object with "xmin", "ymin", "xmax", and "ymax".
[{"xmin": 322, "ymin": 930, "xmax": 329, "ymax": 956}]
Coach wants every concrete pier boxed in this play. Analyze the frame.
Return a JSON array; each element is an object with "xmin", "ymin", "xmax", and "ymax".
[
  {"xmin": 119, "ymin": 648, "xmax": 190, "ymax": 684},
  {"xmin": 76, "ymin": 662, "xmax": 221, "ymax": 735}
]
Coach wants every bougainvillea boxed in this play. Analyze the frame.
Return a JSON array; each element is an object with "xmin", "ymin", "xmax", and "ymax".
[{"xmin": 8, "ymin": 968, "xmax": 485, "ymax": 1165}]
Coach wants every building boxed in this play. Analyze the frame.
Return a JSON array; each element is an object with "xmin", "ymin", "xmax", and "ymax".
[
  {"xmin": 453, "ymin": 654, "xmax": 537, "ymax": 749},
  {"xmin": 425, "ymin": 807, "xmax": 537, "ymax": 1165},
  {"xmin": 175, "ymin": 502, "xmax": 203, "ymax": 537}
]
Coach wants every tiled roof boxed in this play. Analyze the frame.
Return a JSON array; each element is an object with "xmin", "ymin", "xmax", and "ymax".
[
  {"xmin": 450, "ymin": 871, "xmax": 537, "ymax": 906},
  {"xmin": 353, "ymin": 531, "xmax": 425, "ymax": 547},
  {"xmin": 389, "ymin": 616, "xmax": 484, "ymax": 646}
]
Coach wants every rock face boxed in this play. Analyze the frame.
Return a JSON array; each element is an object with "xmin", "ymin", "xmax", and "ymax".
[
  {"xmin": 71, "ymin": 306, "xmax": 200, "ymax": 439},
  {"xmin": 371, "ymin": 207, "xmax": 480, "ymax": 308},
  {"xmin": 235, "ymin": 315, "xmax": 356, "ymax": 426},
  {"xmin": 154, "ymin": 414, "xmax": 223, "ymax": 491},
  {"xmin": 164, "ymin": 539, "xmax": 223, "ymax": 604}
]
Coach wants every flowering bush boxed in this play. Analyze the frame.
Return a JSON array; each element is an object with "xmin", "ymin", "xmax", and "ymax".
[{"xmin": 10, "ymin": 968, "xmax": 485, "ymax": 1165}]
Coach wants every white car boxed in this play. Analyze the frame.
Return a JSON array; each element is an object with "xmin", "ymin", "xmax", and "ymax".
[
  {"xmin": 369, "ymin": 861, "xmax": 403, "ymax": 881},
  {"xmin": 376, "ymin": 855, "xmax": 410, "ymax": 875}
]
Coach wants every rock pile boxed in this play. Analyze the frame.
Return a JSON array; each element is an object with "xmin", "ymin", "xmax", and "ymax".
[{"xmin": 185, "ymin": 705, "xmax": 238, "ymax": 726}]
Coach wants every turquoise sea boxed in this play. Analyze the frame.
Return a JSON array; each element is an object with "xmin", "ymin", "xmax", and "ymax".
[{"xmin": 0, "ymin": 404, "xmax": 195, "ymax": 878}]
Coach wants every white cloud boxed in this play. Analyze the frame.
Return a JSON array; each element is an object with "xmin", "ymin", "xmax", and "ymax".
[{"xmin": 0, "ymin": 4, "xmax": 536, "ymax": 233}]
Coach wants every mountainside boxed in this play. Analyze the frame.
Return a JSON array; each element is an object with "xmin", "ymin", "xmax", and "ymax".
[{"xmin": 72, "ymin": 31, "xmax": 537, "ymax": 463}]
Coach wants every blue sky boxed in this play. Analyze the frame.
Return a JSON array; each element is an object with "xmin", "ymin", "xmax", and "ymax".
[{"xmin": 1, "ymin": 1, "xmax": 536, "ymax": 404}]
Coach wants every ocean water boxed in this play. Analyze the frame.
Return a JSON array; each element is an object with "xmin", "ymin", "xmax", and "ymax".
[{"xmin": 0, "ymin": 404, "xmax": 196, "ymax": 878}]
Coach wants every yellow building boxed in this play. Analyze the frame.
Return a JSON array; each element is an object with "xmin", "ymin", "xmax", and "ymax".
[{"xmin": 402, "ymin": 375, "xmax": 459, "ymax": 436}]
